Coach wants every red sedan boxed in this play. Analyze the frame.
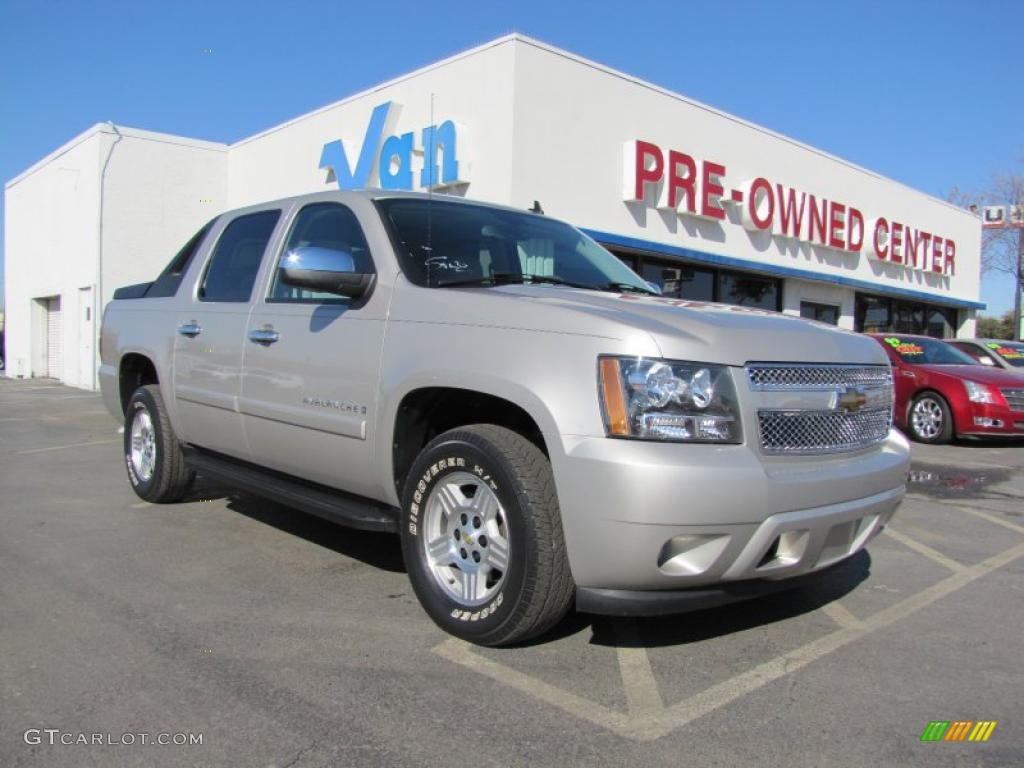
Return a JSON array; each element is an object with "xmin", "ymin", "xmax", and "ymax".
[{"xmin": 867, "ymin": 333, "xmax": 1024, "ymax": 443}]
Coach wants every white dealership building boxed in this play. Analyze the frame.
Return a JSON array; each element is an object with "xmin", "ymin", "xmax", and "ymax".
[{"xmin": 4, "ymin": 34, "xmax": 983, "ymax": 390}]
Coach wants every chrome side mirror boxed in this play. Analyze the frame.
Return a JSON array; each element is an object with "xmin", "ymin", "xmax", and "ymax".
[{"xmin": 279, "ymin": 246, "xmax": 373, "ymax": 298}]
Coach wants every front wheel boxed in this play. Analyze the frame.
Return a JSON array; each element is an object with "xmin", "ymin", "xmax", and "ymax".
[
  {"xmin": 400, "ymin": 425, "xmax": 574, "ymax": 646},
  {"xmin": 908, "ymin": 392, "xmax": 954, "ymax": 444},
  {"xmin": 124, "ymin": 385, "xmax": 194, "ymax": 502}
]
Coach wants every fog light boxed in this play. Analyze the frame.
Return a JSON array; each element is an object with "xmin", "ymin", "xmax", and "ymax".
[
  {"xmin": 756, "ymin": 530, "xmax": 809, "ymax": 569},
  {"xmin": 973, "ymin": 417, "xmax": 1003, "ymax": 428},
  {"xmin": 657, "ymin": 534, "xmax": 731, "ymax": 576}
]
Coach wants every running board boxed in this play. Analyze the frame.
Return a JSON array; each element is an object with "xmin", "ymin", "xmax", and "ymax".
[{"xmin": 182, "ymin": 446, "xmax": 398, "ymax": 533}]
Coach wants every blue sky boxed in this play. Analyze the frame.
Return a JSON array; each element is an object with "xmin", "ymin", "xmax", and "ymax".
[{"xmin": 1, "ymin": 0, "xmax": 1021, "ymax": 314}]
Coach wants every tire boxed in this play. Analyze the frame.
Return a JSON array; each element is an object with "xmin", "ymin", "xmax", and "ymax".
[
  {"xmin": 908, "ymin": 392, "xmax": 954, "ymax": 444},
  {"xmin": 400, "ymin": 425, "xmax": 575, "ymax": 646},
  {"xmin": 124, "ymin": 384, "xmax": 194, "ymax": 502}
]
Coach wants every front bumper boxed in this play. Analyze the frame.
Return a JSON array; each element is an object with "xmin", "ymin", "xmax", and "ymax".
[
  {"xmin": 957, "ymin": 401, "xmax": 1024, "ymax": 436},
  {"xmin": 573, "ymin": 490, "xmax": 897, "ymax": 616},
  {"xmin": 577, "ymin": 561, "xmax": 849, "ymax": 617},
  {"xmin": 552, "ymin": 430, "xmax": 908, "ymax": 591}
]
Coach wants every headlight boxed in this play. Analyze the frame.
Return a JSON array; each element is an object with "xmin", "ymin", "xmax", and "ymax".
[
  {"xmin": 963, "ymin": 380, "xmax": 998, "ymax": 405},
  {"xmin": 598, "ymin": 356, "xmax": 742, "ymax": 442}
]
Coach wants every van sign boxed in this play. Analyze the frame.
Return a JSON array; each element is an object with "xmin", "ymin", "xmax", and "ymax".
[{"xmin": 319, "ymin": 102, "xmax": 467, "ymax": 191}]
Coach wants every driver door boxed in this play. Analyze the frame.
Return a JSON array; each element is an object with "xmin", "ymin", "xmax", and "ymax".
[{"xmin": 238, "ymin": 201, "xmax": 387, "ymax": 499}]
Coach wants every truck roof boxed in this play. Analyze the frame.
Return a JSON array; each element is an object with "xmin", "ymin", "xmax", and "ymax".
[{"xmin": 228, "ymin": 189, "xmax": 545, "ymax": 218}]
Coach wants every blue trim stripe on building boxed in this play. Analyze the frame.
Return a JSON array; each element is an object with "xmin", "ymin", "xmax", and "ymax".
[{"xmin": 582, "ymin": 228, "xmax": 987, "ymax": 311}]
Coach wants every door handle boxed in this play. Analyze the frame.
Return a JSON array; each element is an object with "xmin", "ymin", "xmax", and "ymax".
[
  {"xmin": 248, "ymin": 328, "xmax": 280, "ymax": 345},
  {"xmin": 177, "ymin": 322, "xmax": 202, "ymax": 338}
]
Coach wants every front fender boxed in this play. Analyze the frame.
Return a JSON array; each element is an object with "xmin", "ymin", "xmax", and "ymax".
[{"xmin": 373, "ymin": 320, "xmax": 661, "ymax": 507}]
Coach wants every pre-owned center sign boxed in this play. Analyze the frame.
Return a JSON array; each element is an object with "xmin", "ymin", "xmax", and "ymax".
[{"xmin": 623, "ymin": 140, "xmax": 957, "ymax": 276}]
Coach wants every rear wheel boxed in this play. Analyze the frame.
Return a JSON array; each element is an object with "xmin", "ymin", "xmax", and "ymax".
[
  {"xmin": 124, "ymin": 385, "xmax": 194, "ymax": 502},
  {"xmin": 400, "ymin": 425, "xmax": 574, "ymax": 646},
  {"xmin": 908, "ymin": 392, "xmax": 953, "ymax": 444}
]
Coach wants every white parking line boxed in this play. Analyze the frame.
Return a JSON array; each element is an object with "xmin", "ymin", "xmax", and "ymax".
[
  {"xmin": 433, "ymin": 639, "xmax": 631, "ymax": 735},
  {"xmin": 820, "ymin": 601, "xmax": 867, "ymax": 631},
  {"xmin": 944, "ymin": 503, "xmax": 1024, "ymax": 535},
  {"xmin": 614, "ymin": 623, "xmax": 664, "ymax": 715},
  {"xmin": 15, "ymin": 439, "xmax": 120, "ymax": 455},
  {"xmin": 0, "ymin": 395, "xmax": 99, "ymax": 404},
  {"xmin": 645, "ymin": 539, "xmax": 1024, "ymax": 740},
  {"xmin": 433, "ymin": 539, "xmax": 1024, "ymax": 742},
  {"xmin": 883, "ymin": 527, "xmax": 967, "ymax": 573}
]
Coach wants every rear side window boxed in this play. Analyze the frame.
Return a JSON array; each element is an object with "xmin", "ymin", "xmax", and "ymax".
[
  {"xmin": 199, "ymin": 210, "xmax": 281, "ymax": 302},
  {"xmin": 146, "ymin": 220, "xmax": 214, "ymax": 298},
  {"xmin": 949, "ymin": 342, "xmax": 996, "ymax": 366},
  {"xmin": 269, "ymin": 202, "xmax": 373, "ymax": 302}
]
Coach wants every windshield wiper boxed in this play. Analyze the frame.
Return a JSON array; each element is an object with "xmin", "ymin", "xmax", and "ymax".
[
  {"xmin": 435, "ymin": 272, "xmax": 592, "ymax": 289},
  {"xmin": 597, "ymin": 281, "xmax": 658, "ymax": 295},
  {"xmin": 434, "ymin": 272, "xmax": 656, "ymax": 294}
]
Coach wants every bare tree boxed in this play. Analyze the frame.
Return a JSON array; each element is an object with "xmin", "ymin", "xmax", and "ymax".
[
  {"xmin": 948, "ymin": 166, "xmax": 1023, "ymax": 276},
  {"xmin": 949, "ymin": 158, "xmax": 1024, "ymax": 340}
]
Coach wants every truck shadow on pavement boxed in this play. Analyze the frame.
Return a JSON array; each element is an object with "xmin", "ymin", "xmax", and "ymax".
[
  {"xmin": 195, "ymin": 475, "xmax": 872, "ymax": 648},
  {"xmin": 192, "ymin": 481, "xmax": 407, "ymax": 574},
  {"xmin": 952, "ymin": 436, "xmax": 1024, "ymax": 448},
  {"xmin": 583, "ymin": 550, "xmax": 871, "ymax": 649}
]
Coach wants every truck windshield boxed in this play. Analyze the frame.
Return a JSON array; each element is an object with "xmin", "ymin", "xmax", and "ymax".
[
  {"xmin": 376, "ymin": 198, "xmax": 652, "ymax": 293},
  {"xmin": 882, "ymin": 336, "xmax": 980, "ymax": 365}
]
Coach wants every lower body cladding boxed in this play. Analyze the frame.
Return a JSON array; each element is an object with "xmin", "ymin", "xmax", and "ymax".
[{"xmin": 553, "ymin": 431, "xmax": 909, "ymax": 617}]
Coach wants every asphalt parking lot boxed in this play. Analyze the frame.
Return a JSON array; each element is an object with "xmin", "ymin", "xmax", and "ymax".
[{"xmin": 2, "ymin": 377, "xmax": 1022, "ymax": 767}]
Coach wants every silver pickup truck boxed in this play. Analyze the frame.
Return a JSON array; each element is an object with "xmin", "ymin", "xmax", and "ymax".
[{"xmin": 100, "ymin": 190, "xmax": 909, "ymax": 645}]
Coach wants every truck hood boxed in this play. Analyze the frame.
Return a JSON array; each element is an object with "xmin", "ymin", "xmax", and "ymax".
[{"xmin": 406, "ymin": 284, "xmax": 888, "ymax": 367}]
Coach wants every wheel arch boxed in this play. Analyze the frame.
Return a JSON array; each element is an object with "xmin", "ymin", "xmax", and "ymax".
[
  {"xmin": 389, "ymin": 386, "xmax": 551, "ymax": 501},
  {"xmin": 118, "ymin": 352, "xmax": 160, "ymax": 415}
]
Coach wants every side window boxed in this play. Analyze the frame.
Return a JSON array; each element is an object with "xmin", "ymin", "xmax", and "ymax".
[
  {"xmin": 269, "ymin": 203, "xmax": 373, "ymax": 302},
  {"xmin": 951, "ymin": 343, "xmax": 995, "ymax": 366},
  {"xmin": 199, "ymin": 210, "xmax": 281, "ymax": 302},
  {"xmin": 146, "ymin": 221, "xmax": 213, "ymax": 298}
]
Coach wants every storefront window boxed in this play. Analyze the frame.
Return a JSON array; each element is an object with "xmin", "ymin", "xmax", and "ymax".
[
  {"xmin": 926, "ymin": 307, "xmax": 957, "ymax": 338},
  {"xmin": 800, "ymin": 301, "xmax": 840, "ymax": 325},
  {"xmin": 854, "ymin": 293, "xmax": 957, "ymax": 338},
  {"xmin": 718, "ymin": 271, "xmax": 778, "ymax": 309},
  {"xmin": 642, "ymin": 263, "xmax": 679, "ymax": 296},
  {"xmin": 680, "ymin": 267, "xmax": 715, "ymax": 301},
  {"xmin": 638, "ymin": 261, "xmax": 716, "ymax": 300},
  {"xmin": 893, "ymin": 302, "xmax": 926, "ymax": 334},
  {"xmin": 855, "ymin": 295, "xmax": 891, "ymax": 333}
]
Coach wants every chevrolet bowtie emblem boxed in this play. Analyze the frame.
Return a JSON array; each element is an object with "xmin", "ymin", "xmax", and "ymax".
[{"xmin": 836, "ymin": 386, "xmax": 868, "ymax": 413}]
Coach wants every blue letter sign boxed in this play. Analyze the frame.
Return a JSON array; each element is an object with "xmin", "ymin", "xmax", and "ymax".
[{"xmin": 320, "ymin": 102, "xmax": 466, "ymax": 191}]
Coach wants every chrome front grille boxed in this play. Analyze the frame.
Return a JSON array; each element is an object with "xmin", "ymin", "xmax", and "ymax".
[
  {"xmin": 747, "ymin": 364, "xmax": 892, "ymax": 390},
  {"xmin": 747, "ymin": 364, "xmax": 893, "ymax": 454},
  {"xmin": 1001, "ymin": 388, "xmax": 1024, "ymax": 412},
  {"xmin": 757, "ymin": 408, "xmax": 892, "ymax": 455}
]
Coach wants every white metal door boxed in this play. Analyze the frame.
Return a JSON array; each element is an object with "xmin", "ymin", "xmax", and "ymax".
[
  {"xmin": 78, "ymin": 287, "xmax": 94, "ymax": 388},
  {"xmin": 46, "ymin": 296, "xmax": 62, "ymax": 379}
]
